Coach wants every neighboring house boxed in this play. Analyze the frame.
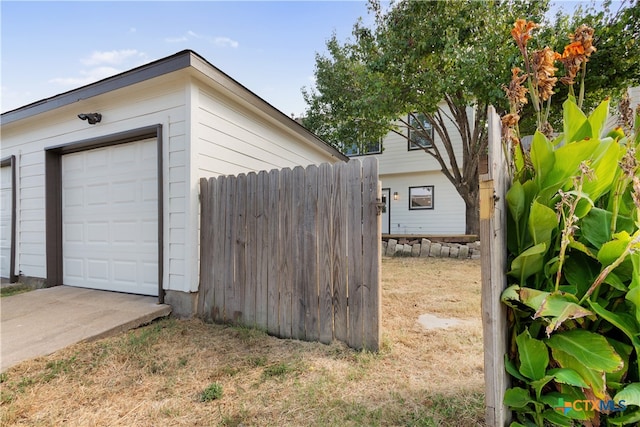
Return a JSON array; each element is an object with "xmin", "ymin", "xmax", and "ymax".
[
  {"xmin": 0, "ymin": 49, "xmax": 346, "ymax": 315},
  {"xmin": 347, "ymin": 113, "xmax": 467, "ymax": 236},
  {"xmin": 349, "ymin": 86, "xmax": 640, "ymax": 237}
]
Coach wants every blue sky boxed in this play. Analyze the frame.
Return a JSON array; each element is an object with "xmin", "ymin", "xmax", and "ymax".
[
  {"xmin": 1, "ymin": 1, "xmax": 374, "ymax": 116},
  {"xmin": 0, "ymin": 1, "xmax": 604, "ymax": 117}
]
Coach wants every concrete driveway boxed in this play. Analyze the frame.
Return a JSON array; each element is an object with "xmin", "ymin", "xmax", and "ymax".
[{"xmin": 1, "ymin": 286, "xmax": 171, "ymax": 371}]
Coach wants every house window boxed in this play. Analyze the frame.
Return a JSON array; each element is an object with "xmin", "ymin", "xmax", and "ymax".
[
  {"xmin": 344, "ymin": 139, "xmax": 382, "ymax": 157},
  {"xmin": 409, "ymin": 185, "xmax": 434, "ymax": 210},
  {"xmin": 408, "ymin": 113, "xmax": 434, "ymax": 150}
]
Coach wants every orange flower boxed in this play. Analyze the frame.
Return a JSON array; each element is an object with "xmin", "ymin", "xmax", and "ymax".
[
  {"xmin": 511, "ymin": 19, "xmax": 538, "ymax": 55},
  {"xmin": 562, "ymin": 41, "xmax": 585, "ymax": 58},
  {"xmin": 559, "ymin": 26, "xmax": 596, "ymax": 86},
  {"xmin": 570, "ymin": 25, "xmax": 596, "ymax": 57}
]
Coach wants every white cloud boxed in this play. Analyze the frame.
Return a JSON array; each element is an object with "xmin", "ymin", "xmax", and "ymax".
[
  {"xmin": 81, "ymin": 49, "xmax": 143, "ymax": 66},
  {"xmin": 213, "ymin": 37, "xmax": 239, "ymax": 48},
  {"xmin": 165, "ymin": 30, "xmax": 239, "ymax": 48},
  {"xmin": 49, "ymin": 51, "xmax": 150, "ymax": 88}
]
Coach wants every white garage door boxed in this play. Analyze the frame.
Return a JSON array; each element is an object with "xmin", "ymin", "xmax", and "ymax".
[
  {"xmin": 0, "ymin": 164, "xmax": 12, "ymax": 279},
  {"xmin": 62, "ymin": 139, "xmax": 158, "ymax": 295}
]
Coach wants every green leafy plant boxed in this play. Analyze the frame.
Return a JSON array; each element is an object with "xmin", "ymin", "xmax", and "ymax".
[
  {"xmin": 200, "ymin": 382, "xmax": 223, "ymax": 402},
  {"xmin": 501, "ymin": 19, "xmax": 640, "ymax": 426}
]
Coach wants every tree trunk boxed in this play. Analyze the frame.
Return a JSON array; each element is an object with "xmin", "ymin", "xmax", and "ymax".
[{"xmin": 465, "ymin": 188, "xmax": 480, "ymax": 236}]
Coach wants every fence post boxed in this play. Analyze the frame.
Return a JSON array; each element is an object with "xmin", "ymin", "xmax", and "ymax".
[{"xmin": 481, "ymin": 106, "xmax": 511, "ymax": 426}]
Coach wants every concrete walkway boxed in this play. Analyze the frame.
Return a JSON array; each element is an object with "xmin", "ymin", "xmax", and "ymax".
[{"xmin": 1, "ymin": 286, "xmax": 171, "ymax": 371}]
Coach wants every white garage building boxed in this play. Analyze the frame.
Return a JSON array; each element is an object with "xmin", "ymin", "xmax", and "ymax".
[{"xmin": 0, "ymin": 50, "xmax": 346, "ymax": 315}]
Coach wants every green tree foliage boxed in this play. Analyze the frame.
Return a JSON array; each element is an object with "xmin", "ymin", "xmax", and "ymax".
[
  {"xmin": 302, "ymin": 0, "xmax": 638, "ymax": 235},
  {"xmin": 303, "ymin": 0, "xmax": 549, "ymax": 235}
]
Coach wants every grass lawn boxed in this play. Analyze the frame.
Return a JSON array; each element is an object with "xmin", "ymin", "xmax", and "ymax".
[{"xmin": 0, "ymin": 257, "xmax": 485, "ymax": 426}]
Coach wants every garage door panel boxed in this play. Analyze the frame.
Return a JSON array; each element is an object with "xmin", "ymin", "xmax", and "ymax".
[
  {"xmin": 62, "ymin": 138, "xmax": 158, "ymax": 296},
  {"xmin": 64, "ymin": 258, "xmax": 84, "ymax": 280},
  {"xmin": 86, "ymin": 184, "xmax": 109, "ymax": 206},
  {"xmin": 87, "ymin": 259, "xmax": 109, "ymax": 281},
  {"xmin": 64, "ymin": 186, "xmax": 84, "ymax": 208},
  {"xmin": 64, "ymin": 222, "xmax": 83, "ymax": 242}
]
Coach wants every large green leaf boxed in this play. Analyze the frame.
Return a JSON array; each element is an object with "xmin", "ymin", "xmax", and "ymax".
[
  {"xmin": 528, "ymin": 200, "xmax": 558, "ymax": 249},
  {"xmin": 581, "ymin": 207, "xmax": 613, "ymax": 249},
  {"xmin": 563, "ymin": 98, "xmax": 591, "ymax": 143},
  {"xmin": 608, "ymin": 409, "xmax": 640, "ymax": 426},
  {"xmin": 505, "ymin": 354, "xmax": 528, "ymax": 382},
  {"xmin": 516, "ymin": 329, "xmax": 548, "ymax": 381},
  {"xmin": 551, "ymin": 348, "xmax": 606, "ymax": 399},
  {"xmin": 581, "ymin": 139, "xmax": 623, "ymax": 202},
  {"xmin": 587, "ymin": 98, "xmax": 610, "ymax": 138},
  {"xmin": 530, "ymin": 375, "xmax": 554, "ymax": 400},
  {"xmin": 541, "ymin": 409, "xmax": 573, "ymax": 426},
  {"xmin": 504, "ymin": 387, "xmax": 534, "ymax": 408},
  {"xmin": 614, "ymin": 383, "xmax": 640, "ymax": 407},
  {"xmin": 547, "ymin": 368, "xmax": 589, "ymax": 388},
  {"xmin": 509, "ymin": 243, "xmax": 547, "ymax": 284},
  {"xmin": 542, "ymin": 139, "xmax": 598, "ymax": 190},
  {"xmin": 534, "ymin": 293, "xmax": 593, "ymax": 336},
  {"xmin": 546, "ymin": 329, "xmax": 623, "ymax": 373},
  {"xmin": 588, "ymin": 301, "xmax": 639, "ymax": 337},
  {"xmin": 507, "ymin": 180, "xmax": 526, "ymax": 225},
  {"xmin": 588, "ymin": 301, "xmax": 640, "ymax": 364},
  {"xmin": 530, "ymin": 131, "xmax": 555, "ymax": 188},
  {"xmin": 519, "ymin": 288, "xmax": 550, "ymax": 311},
  {"xmin": 597, "ymin": 232, "xmax": 633, "ymax": 266}
]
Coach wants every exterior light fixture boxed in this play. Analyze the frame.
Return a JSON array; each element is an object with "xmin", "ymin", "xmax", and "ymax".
[
  {"xmin": 393, "ymin": 192, "xmax": 399, "ymax": 200},
  {"xmin": 77, "ymin": 113, "xmax": 102, "ymax": 124}
]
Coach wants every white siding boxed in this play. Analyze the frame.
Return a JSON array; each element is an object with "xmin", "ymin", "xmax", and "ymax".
[
  {"xmin": 382, "ymin": 172, "xmax": 465, "ymax": 235},
  {"xmin": 187, "ymin": 79, "xmax": 342, "ymax": 292},
  {"xmin": 349, "ymin": 105, "xmax": 473, "ymax": 235},
  {"xmin": 195, "ymin": 84, "xmax": 335, "ymax": 175},
  {"xmin": 0, "ymin": 75, "xmax": 189, "ymax": 290}
]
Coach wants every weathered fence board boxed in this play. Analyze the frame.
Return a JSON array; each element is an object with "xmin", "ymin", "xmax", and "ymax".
[
  {"xmin": 480, "ymin": 105, "xmax": 511, "ymax": 426},
  {"xmin": 362, "ymin": 160, "xmax": 382, "ymax": 351},
  {"xmin": 267, "ymin": 169, "xmax": 280, "ymax": 336},
  {"xmin": 318, "ymin": 163, "xmax": 333, "ymax": 344},
  {"xmin": 332, "ymin": 162, "xmax": 348, "ymax": 344},
  {"xmin": 199, "ymin": 158, "xmax": 381, "ymax": 351},
  {"xmin": 347, "ymin": 160, "xmax": 364, "ymax": 350}
]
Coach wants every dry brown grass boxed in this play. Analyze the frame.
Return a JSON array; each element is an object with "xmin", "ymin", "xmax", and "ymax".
[{"xmin": 0, "ymin": 257, "xmax": 485, "ymax": 426}]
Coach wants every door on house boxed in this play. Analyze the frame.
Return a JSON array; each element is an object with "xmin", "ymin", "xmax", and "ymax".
[{"xmin": 381, "ymin": 188, "xmax": 390, "ymax": 235}]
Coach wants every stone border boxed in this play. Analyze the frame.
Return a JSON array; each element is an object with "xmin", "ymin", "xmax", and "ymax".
[{"xmin": 382, "ymin": 238, "xmax": 481, "ymax": 259}]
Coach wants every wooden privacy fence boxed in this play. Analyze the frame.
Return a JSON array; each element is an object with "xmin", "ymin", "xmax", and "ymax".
[
  {"xmin": 480, "ymin": 105, "xmax": 511, "ymax": 426},
  {"xmin": 198, "ymin": 158, "xmax": 382, "ymax": 351}
]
